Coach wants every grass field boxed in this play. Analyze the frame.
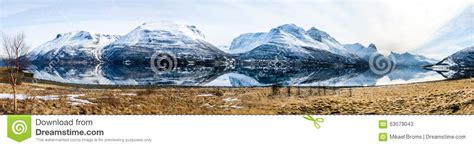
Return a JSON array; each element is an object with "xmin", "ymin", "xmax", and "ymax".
[
  {"xmin": 0, "ymin": 67, "xmax": 10, "ymax": 83},
  {"xmin": 0, "ymin": 76, "xmax": 472, "ymax": 115}
]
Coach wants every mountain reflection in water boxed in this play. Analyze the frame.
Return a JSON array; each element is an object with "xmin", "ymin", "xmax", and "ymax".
[{"xmin": 28, "ymin": 63, "xmax": 468, "ymax": 87}]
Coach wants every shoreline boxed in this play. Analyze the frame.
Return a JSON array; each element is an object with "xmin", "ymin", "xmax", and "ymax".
[{"xmin": 13, "ymin": 75, "xmax": 457, "ymax": 89}]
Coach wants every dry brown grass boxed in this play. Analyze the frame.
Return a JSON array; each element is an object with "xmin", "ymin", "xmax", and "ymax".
[{"xmin": 0, "ymin": 78, "xmax": 472, "ymax": 115}]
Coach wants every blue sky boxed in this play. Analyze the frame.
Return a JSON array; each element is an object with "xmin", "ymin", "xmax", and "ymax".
[{"xmin": 1, "ymin": 0, "xmax": 472, "ymax": 58}]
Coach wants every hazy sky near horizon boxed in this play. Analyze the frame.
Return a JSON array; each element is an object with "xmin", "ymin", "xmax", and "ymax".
[{"xmin": 1, "ymin": 0, "xmax": 472, "ymax": 57}]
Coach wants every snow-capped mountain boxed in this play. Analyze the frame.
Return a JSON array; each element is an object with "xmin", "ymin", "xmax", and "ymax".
[
  {"xmin": 111, "ymin": 22, "xmax": 206, "ymax": 47},
  {"xmin": 344, "ymin": 43, "xmax": 435, "ymax": 66},
  {"xmin": 343, "ymin": 43, "xmax": 379, "ymax": 62},
  {"xmin": 435, "ymin": 46, "xmax": 474, "ymax": 68},
  {"xmin": 388, "ymin": 52, "xmax": 437, "ymax": 66},
  {"xmin": 229, "ymin": 32, "xmax": 268, "ymax": 54},
  {"xmin": 103, "ymin": 22, "xmax": 229, "ymax": 65},
  {"xmin": 230, "ymin": 24, "xmax": 365, "ymax": 65},
  {"xmin": 306, "ymin": 27, "xmax": 354, "ymax": 57},
  {"xmin": 28, "ymin": 31, "xmax": 120, "ymax": 63}
]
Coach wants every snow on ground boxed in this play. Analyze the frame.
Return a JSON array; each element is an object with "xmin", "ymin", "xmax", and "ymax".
[
  {"xmin": 0, "ymin": 94, "xmax": 29, "ymax": 99},
  {"xmin": 196, "ymin": 94, "xmax": 215, "ymax": 97},
  {"xmin": 119, "ymin": 93, "xmax": 138, "ymax": 96},
  {"xmin": 223, "ymin": 97, "xmax": 239, "ymax": 103}
]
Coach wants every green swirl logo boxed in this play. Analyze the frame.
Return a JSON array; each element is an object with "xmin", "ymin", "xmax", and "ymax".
[{"xmin": 7, "ymin": 115, "xmax": 32, "ymax": 142}]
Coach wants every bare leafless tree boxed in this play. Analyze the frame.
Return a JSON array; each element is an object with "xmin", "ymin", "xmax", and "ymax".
[
  {"xmin": 1, "ymin": 33, "xmax": 29, "ymax": 112},
  {"xmin": 271, "ymin": 84, "xmax": 280, "ymax": 96}
]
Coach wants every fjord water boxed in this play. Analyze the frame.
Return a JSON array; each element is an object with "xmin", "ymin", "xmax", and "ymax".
[{"xmin": 27, "ymin": 62, "xmax": 469, "ymax": 87}]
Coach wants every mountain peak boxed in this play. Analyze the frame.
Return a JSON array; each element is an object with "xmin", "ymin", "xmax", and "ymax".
[
  {"xmin": 354, "ymin": 43, "xmax": 363, "ymax": 46},
  {"xmin": 343, "ymin": 43, "xmax": 378, "ymax": 62},
  {"xmin": 275, "ymin": 24, "xmax": 303, "ymax": 30},
  {"xmin": 344, "ymin": 43, "xmax": 365, "ymax": 48},
  {"xmin": 28, "ymin": 31, "xmax": 120, "ymax": 61},
  {"xmin": 389, "ymin": 51, "xmax": 438, "ymax": 66},
  {"xmin": 54, "ymin": 31, "xmax": 94, "ymax": 41},
  {"xmin": 307, "ymin": 27, "xmax": 329, "ymax": 36},
  {"xmin": 306, "ymin": 27, "xmax": 338, "ymax": 44},
  {"xmin": 436, "ymin": 46, "xmax": 474, "ymax": 67},
  {"xmin": 73, "ymin": 31, "xmax": 94, "ymax": 40},
  {"xmin": 270, "ymin": 24, "xmax": 307, "ymax": 36},
  {"xmin": 112, "ymin": 21, "xmax": 209, "ymax": 46},
  {"xmin": 390, "ymin": 51, "xmax": 412, "ymax": 56},
  {"xmin": 138, "ymin": 21, "xmax": 205, "ymax": 40}
]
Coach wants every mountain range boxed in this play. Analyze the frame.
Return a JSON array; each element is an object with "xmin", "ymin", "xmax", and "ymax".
[
  {"xmin": 27, "ymin": 22, "xmax": 444, "ymax": 68},
  {"xmin": 388, "ymin": 52, "xmax": 438, "ymax": 66},
  {"xmin": 230, "ymin": 24, "xmax": 365, "ymax": 66},
  {"xmin": 343, "ymin": 43, "xmax": 379, "ymax": 62}
]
